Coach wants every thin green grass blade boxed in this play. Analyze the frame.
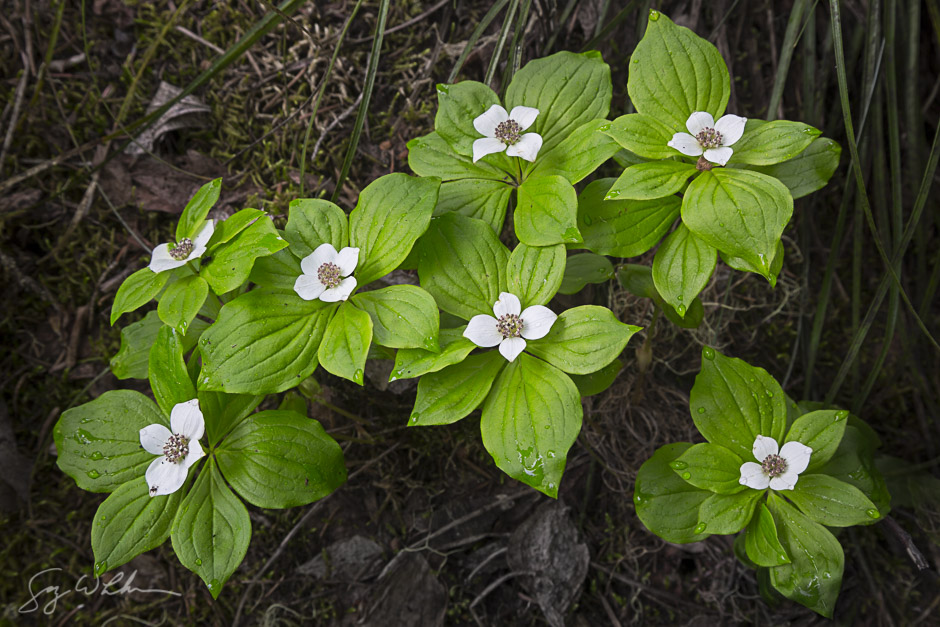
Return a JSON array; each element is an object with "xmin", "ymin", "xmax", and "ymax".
[
  {"xmin": 766, "ymin": 0, "xmax": 809, "ymax": 120},
  {"xmin": 544, "ymin": 0, "xmax": 580, "ymax": 53},
  {"xmin": 578, "ymin": 1, "xmax": 643, "ymax": 52},
  {"xmin": 448, "ymin": 0, "xmax": 509, "ymax": 82},
  {"xmin": 484, "ymin": 0, "xmax": 519, "ymax": 89}
]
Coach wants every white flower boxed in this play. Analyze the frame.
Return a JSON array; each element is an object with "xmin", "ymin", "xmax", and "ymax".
[
  {"xmin": 668, "ymin": 111, "xmax": 747, "ymax": 166},
  {"xmin": 739, "ymin": 435, "xmax": 812, "ymax": 491},
  {"xmin": 294, "ymin": 243, "xmax": 360, "ymax": 302},
  {"xmin": 464, "ymin": 292, "xmax": 557, "ymax": 362},
  {"xmin": 472, "ymin": 104, "xmax": 543, "ymax": 163},
  {"xmin": 140, "ymin": 399, "xmax": 206, "ymax": 497},
  {"xmin": 149, "ymin": 220, "xmax": 215, "ymax": 273}
]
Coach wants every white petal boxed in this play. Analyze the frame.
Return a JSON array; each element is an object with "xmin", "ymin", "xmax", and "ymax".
[
  {"xmin": 473, "ymin": 104, "xmax": 509, "ymax": 137},
  {"xmin": 148, "ymin": 244, "xmax": 187, "ymax": 273},
  {"xmin": 686, "ymin": 111, "xmax": 715, "ymax": 135},
  {"xmin": 505, "ymin": 133, "xmax": 542, "ymax": 162},
  {"xmin": 508, "ymin": 106, "xmax": 539, "ymax": 131},
  {"xmin": 493, "ymin": 292, "xmax": 522, "ymax": 317},
  {"xmin": 667, "ymin": 133, "xmax": 704, "ymax": 157},
  {"xmin": 499, "ymin": 337, "xmax": 526, "ymax": 362},
  {"xmin": 193, "ymin": 220, "xmax": 215, "ymax": 248},
  {"xmin": 300, "ymin": 243, "xmax": 339, "ymax": 275},
  {"xmin": 703, "ymin": 146, "xmax": 733, "ymax": 166},
  {"xmin": 170, "ymin": 399, "xmax": 205, "ymax": 441},
  {"xmin": 334, "ymin": 247, "xmax": 360, "ymax": 276},
  {"xmin": 519, "ymin": 305, "xmax": 557, "ymax": 340},
  {"xmin": 780, "ymin": 441, "xmax": 813, "ymax": 475},
  {"xmin": 145, "ymin": 457, "xmax": 188, "ymax": 497},
  {"xmin": 472, "ymin": 137, "xmax": 506, "ymax": 163},
  {"xmin": 714, "ymin": 114, "xmax": 747, "ymax": 146},
  {"xmin": 181, "ymin": 439, "xmax": 206, "ymax": 471},
  {"xmin": 139, "ymin": 424, "xmax": 172, "ymax": 455},
  {"xmin": 319, "ymin": 276, "xmax": 357, "ymax": 302},
  {"xmin": 752, "ymin": 435, "xmax": 780, "ymax": 461},
  {"xmin": 739, "ymin": 462, "xmax": 771, "ymax": 490},
  {"xmin": 294, "ymin": 274, "xmax": 326, "ymax": 300},
  {"xmin": 770, "ymin": 470, "xmax": 799, "ymax": 491},
  {"xmin": 464, "ymin": 315, "xmax": 503, "ymax": 347}
]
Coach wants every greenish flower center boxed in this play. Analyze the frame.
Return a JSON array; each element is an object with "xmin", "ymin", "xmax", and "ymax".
[
  {"xmin": 169, "ymin": 238, "xmax": 194, "ymax": 260},
  {"xmin": 318, "ymin": 262, "xmax": 342, "ymax": 289},
  {"xmin": 494, "ymin": 119, "xmax": 522, "ymax": 145},
  {"xmin": 695, "ymin": 127, "xmax": 723, "ymax": 149},
  {"xmin": 497, "ymin": 313, "xmax": 523, "ymax": 338},
  {"xmin": 163, "ymin": 434, "xmax": 190, "ymax": 464},
  {"xmin": 761, "ymin": 454, "xmax": 788, "ymax": 478}
]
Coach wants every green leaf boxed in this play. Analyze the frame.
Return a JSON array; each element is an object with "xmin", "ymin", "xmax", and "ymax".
[
  {"xmin": 603, "ymin": 114, "xmax": 678, "ymax": 160},
  {"xmin": 418, "ymin": 213, "xmax": 510, "ymax": 320},
  {"xmin": 557, "ymin": 253, "xmax": 614, "ymax": 295},
  {"xmin": 111, "ymin": 267, "xmax": 170, "ymax": 325},
  {"xmin": 407, "ymin": 131, "xmax": 511, "ymax": 181},
  {"xmin": 199, "ymin": 291, "xmax": 335, "ymax": 394},
  {"xmin": 92, "ymin": 477, "xmax": 182, "ymax": 573},
  {"xmin": 392, "ymin": 327, "xmax": 476, "ymax": 381},
  {"xmin": 285, "ymin": 198, "xmax": 348, "ymax": 258},
  {"xmin": 200, "ymin": 215, "xmax": 288, "ymax": 295},
  {"xmin": 205, "ymin": 208, "xmax": 266, "ymax": 250},
  {"xmin": 410, "ymin": 351, "xmax": 505, "ymax": 425},
  {"xmin": 157, "ymin": 274, "xmax": 209, "ymax": 335},
  {"xmin": 767, "ymin": 493, "xmax": 844, "ymax": 618},
  {"xmin": 526, "ymin": 305, "xmax": 640, "ymax": 375},
  {"xmin": 434, "ymin": 178, "xmax": 513, "ymax": 234},
  {"xmin": 248, "ymin": 247, "xmax": 302, "ymax": 293},
  {"xmin": 111, "ymin": 311, "xmax": 208, "ymax": 380},
  {"xmin": 215, "ymin": 410, "xmax": 346, "ymax": 508},
  {"xmin": 318, "ymin": 301, "xmax": 372, "ymax": 385},
  {"xmin": 149, "ymin": 325, "xmax": 197, "ymax": 417},
  {"xmin": 784, "ymin": 410, "xmax": 848, "ymax": 471},
  {"xmin": 751, "ymin": 137, "xmax": 842, "ymax": 199},
  {"xmin": 819, "ymin": 425, "xmax": 890, "ymax": 515},
  {"xmin": 682, "ymin": 169, "xmax": 793, "ymax": 279},
  {"xmin": 177, "ymin": 178, "xmax": 221, "ymax": 241},
  {"xmin": 609, "ymin": 160, "xmax": 696, "ymax": 201},
  {"xmin": 672, "ymin": 442, "xmax": 745, "ymax": 494},
  {"xmin": 434, "ymin": 81, "xmax": 500, "ymax": 156},
  {"xmin": 730, "ymin": 120, "xmax": 820, "ymax": 166},
  {"xmin": 199, "ymin": 391, "xmax": 263, "ymax": 448},
  {"xmin": 569, "ymin": 358, "xmax": 622, "ymax": 397},
  {"xmin": 690, "ymin": 348, "xmax": 787, "ymax": 459},
  {"xmin": 697, "ymin": 489, "xmax": 763, "ymax": 534},
  {"xmin": 530, "ymin": 118, "xmax": 620, "ymax": 184},
  {"xmin": 652, "ymin": 224, "xmax": 717, "ymax": 316},
  {"xmin": 506, "ymin": 51, "xmax": 611, "ymax": 159},
  {"xmin": 515, "ymin": 174, "xmax": 580, "ymax": 246},
  {"xmin": 616, "ymin": 264, "xmax": 705, "ymax": 329},
  {"xmin": 508, "ymin": 243, "xmax": 565, "ymax": 308},
  {"xmin": 577, "ymin": 178, "xmax": 681, "ymax": 258},
  {"xmin": 628, "ymin": 10, "xmax": 730, "ymax": 131},
  {"xmin": 480, "ymin": 353, "xmax": 581, "ymax": 497},
  {"xmin": 745, "ymin": 502, "xmax": 791, "ymax": 567},
  {"xmin": 634, "ymin": 443, "xmax": 712, "ymax": 543},
  {"xmin": 788, "ymin": 474, "xmax": 879, "ymax": 527},
  {"xmin": 721, "ymin": 240, "xmax": 785, "ymax": 287},
  {"xmin": 53, "ymin": 390, "xmax": 165, "ymax": 492},
  {"xmin": 171, "ymin": 458, "xmax": 250, "ymax": 599},
  {"xmin": 352, "ymin": 285, "xmax": 440, "ymax": 350},
  {"xmin": 350, "ymin": 173, "xmax": 441, "ymax": 286}
]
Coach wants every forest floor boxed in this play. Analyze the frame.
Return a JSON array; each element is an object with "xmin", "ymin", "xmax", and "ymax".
[{"xmin": 1, "ymin": 0, "xmax": 938, "ymax": 625}]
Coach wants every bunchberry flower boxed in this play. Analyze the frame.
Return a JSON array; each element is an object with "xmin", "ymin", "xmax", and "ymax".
[
  {"xmin": 668, "ymin": 111, "xmax": 747, "ymax": 166},
  {"xmin": 149, "ymin": 220, "xmax": 214, "ymax": 273},
  {"xmin": 739, "ymin": 435, "xmax": 812, "ymax": 491},
  {"xmin": 464, "ymin": 292, "xmax": 557, "ymax": 362},
  {"xmin": 140, "ymin": 399, "xmax": 206, "ymax": 497},
  {"xmin": 294, "ymin": 243, "xmax": 360, "ymax": 302},
  {"xmin": 472, "ymin": 105, "xmax": 543, "ymax": 163}
]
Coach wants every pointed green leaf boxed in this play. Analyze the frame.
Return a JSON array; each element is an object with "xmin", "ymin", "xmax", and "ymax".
[
  {"xmin": 745, "ymin": 502, "xmax": 791, "ymax": 567},
  {"xmin": 205, "ymin": 208, "xmax": 266, "ymax": 250},
  {"xmin": 788, "ymin": 474, "xmax": 879, "ymax": 527},
  {"xmin": 177, "ymin": 178, "xmax": 222, "ymax": 241},
  {"xmin": 410, "ymin": 350, "xmax": 505, "ymax": 425},
  {"xmin": 608, "ymin": 160, "xmax": 696, "ymax": 200},
  {"xmin": 352, "ymin": 284, "xmax": 440, "ymax": 350},
  {"xmin": 697, "ymin": 489, "xmax": 763, "ymax": 534},
  {"xmin": 434, "ymin": 81, "xmax": 501, "ymax": 156},
  {"xmin": 318, "ymin": 301, "xmax": 372, "ymax": 385},
  {"xmin": 200, "ymin": 215, "xmax": 288, "ymax": 295},
  {"xmin": 730, "ymin": 120, "xmax": 821, "ymax": 166},
  {"xmin": 149, "ymin": 325, "xmax": 197, "ymax": 416},
  {"xmin": 157, "ymin": 274, "xmax": 209, "ymax": 335},
  {"xmin": 392, "ymin": 327, "xmax": 476, "ymax": 381},
  {"xmin": 407, "ymin": 131, "xmax": 511, "ymax": 181},
  {"xmin": 248, "ymin": 247, "xmax": 302, "ymax": 293},
  {"xmin": 721, "ymin": 240, "xmax": 785, "ymax": 287},
  {"xmin": 569, "ymin": 358, "xmax": 622, "ymax": 397},
  {"xmin": 634, "ymin": 443, "xmax": 712, "ymax": 543},
  {"xmin": 603, "ymin": 113, "xmax": 678, "ymax": 160},
  {"xmin": 557, "ymin": 253, "xmax": 614, "ymax": 295},
  {"xmin": 652, "ymin": 224, "xmax": 717, "ymax": 316},
  {"xmin": 111, "ymin": 311, "xmax": 208, "ymax": 380},
  {"xmin": 673, "ymin": 442, "xmax": 746, "ymax": 494},
  {"xmin": 285, "ymin": 198, "xmax": 348, "ymax": 257},
  {"xmin": 111, "ymin": 267, "xmax": 170, "ymax": 325},
  {"xmin": 751, "ymin": 137, "xmax": 841, "ymax": 199},
  {"xmin": 530, "ymin": 118, "xmax": 620, "ymax": 184},
  {"xmin": 526, "ymin": 305, "xmax": 640, "ymax": 375},
  {"xmin": 508, "ymin": 243, "xmax": 565, "ymax": 308},
  {"xmin": 434, "ymin": 178, "xmax": 513, "ymax": 234},
  {"xmin": 784, "ymin": 409, "xmax": 849, "ymax": 471},
  {"xmin": 198, "ymin": 391, "xmax": 263, "ymax": 448},
  {"xmin": 515, "ymin": 174, "xmax": 580, "ymax": 246}
]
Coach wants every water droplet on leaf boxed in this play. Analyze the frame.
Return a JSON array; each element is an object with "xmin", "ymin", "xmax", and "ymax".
[
  {"xmin": 836, "ymin": 410, "xmax": 848, "ymax": 419},
  {"xmin": 669, "ymin": 461, "xmax": 688, "ymax": 470},
  {"xmin": 693, "ymin": 522, "xmax": 706, "ymax": 534},
  {"xmin": 702, "ymin": 347, "xmax": 715, "ymax": 360},
  {"xmin": 90, "ymin": 451, "xmax": 103, "ymax": 461},
  {"xmin": 94, "ymin": 561, "xmax": 107, "ymax": 576},
  {"xmin": 680, "ymin": 472, "xmax": 691, "ymax": 480},
  {"xmin": 697, "ymin": 407, "xmax": 706, "ymax": 414},
  {"xmin": 866, "ymin": 509, "xmax": 880, "ymax": 519},
  {"xmin": 87, "ymin": 469, "xmax": 100, "ymax": 479},
  {"xmin": 195, "ymin": 558, "xmax": 202, "ymax": 566},
  {"xmin": 649, "ymin": 9, "xmax": 660, "ymax": 20}
]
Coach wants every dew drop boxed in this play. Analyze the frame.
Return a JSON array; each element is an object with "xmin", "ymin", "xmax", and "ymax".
[
  {"xmin": 94, "ymin": 561, "xmax": 107, "ymax": 577},
  {"xmin": 649, "ymin": 9, "xmax": 660, "ymax": 20},
  {"xmin": 702, "ymin": 346, "xmax": 715, "ymax": 360},
  {"xmin": 605, "ymin": 190, "xmax": 621, "ymax": 199},
  {"xmin": 676, "ymin": 304, "xmax": 686, "ymax": 316},
  {"xmin": 195, "ymin": 558, "xmax": 203, "ymax": 566},
  {"xmin": 562, "ymin": 227, "xmax": 581, "ymax": 242},
  {"xmin": 835, "ymin": 410, "xmax": 848, "ymax": 419},
  {"xmin": 353, "ymin": 368, "xmax": 364, "ymax": 384},
  {"xmin": 669, "ymin": 461, "xmax": 688, "ymax": 470},
  {"xmin": 680, "ymin": 472, "xmax": 691, "ymax": 480},
  {"xmin": 208, "ymin": 578, "xmax": 220, "ymax": 591},
  {"xmin": 87, "ymin": 469, "xmax": 100, "ymax": 479},
  {"xmin": 410, "ymin": 413, "xmax": 420, "ymax": 424},
  {"xmin": 866, "ymin": 509, "xmax": 880, "ymax": 519},
  {"xmin": 693, "ymin": 522, "xmax": 706, "ymax": 534},
  {"xmin": 766, "ymin": 390, "xmax": 774, "ymax": 397},
  {"xmin": 697, "ymin": 407, "xmax": 706, "ymax": 414},
  {"xmin": 90, "ymin": 451, "xmax": 104, "ymax": 461},
  {"xmin": 583, "ymin": 215, "xmax": 593, "ymax": 226},
  {"xmin": 778, "ymin": 553, "xmax": 789, "ymax": 563}
]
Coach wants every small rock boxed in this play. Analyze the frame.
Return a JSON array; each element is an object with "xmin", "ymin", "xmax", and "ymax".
[{"xmin": 297, "ymin": 535, "xmax": 384, "ymax": 582}]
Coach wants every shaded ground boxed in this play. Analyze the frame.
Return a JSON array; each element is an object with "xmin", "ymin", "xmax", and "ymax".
[{"xmin": 1, "ymin": 0, "xmax": 939, "ymax": 625}]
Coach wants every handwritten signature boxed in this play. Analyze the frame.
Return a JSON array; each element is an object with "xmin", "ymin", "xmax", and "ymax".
[{"xmin": 19, "ymin": 567, "xmax": 181, "ymax": 617}]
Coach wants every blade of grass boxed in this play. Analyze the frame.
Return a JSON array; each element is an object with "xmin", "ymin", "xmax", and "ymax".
[
  {"xmin": 484, "ymin": 0, "xmax": 519, "ymax": 90},
  {"xmin": 504, "ymin": 0, "xmax": 533, "ymax": 86},
  {"xmin": 544, "ymin": 0, "xmax": 579, "ymax": 53},
  {"xmin": 27, "ymin": 0, "xmax": 66, "ymax": 110},
  {"xmin": 449, "ymin": 0, "xmax": 509, "ymax": 82},
  {"xmin": 578, "ymin": 1, "xmax": 643, "ymax": 52},
  {"xmin": 766, "ymin": 0, "xmax": 809, "ymax": 120},
  {"xmin": 330, "ymin": 0, "xmax": 390, "ymax": 203}
]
